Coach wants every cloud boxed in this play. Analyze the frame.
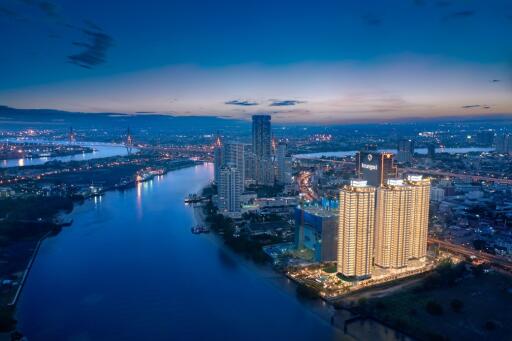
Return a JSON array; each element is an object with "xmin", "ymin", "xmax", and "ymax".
[
  {"xmin": 461, "ymin": 104, "xmax": 491, "ymax": 109},
  {"xmin": 0, "ymin": 5, "xmax": 19, "ymax": 19},
  {"xmin": 17, "ymin": 0, "xmax": 59, "ymax": 19},
  {"xmin": 443, "ymin": 10, "xmax": 475, "ymax": 20},
  {"xmin": 361, "ymin": 14, "xmax": 382, "ymax": 26},
  {"xmin": 224, "ymin": 99, "xmax": 259, "ymax": 106},
  {"xmin": 68, "ymin": 27, "xmax": 113, "ymax": 69},
  {"xmin": 269, "ymin": 99, "xmax": 306, "ymax": 106},
  {"xmin": 491, "ymin": 79, "xmax": 501, "ymax": 83}
]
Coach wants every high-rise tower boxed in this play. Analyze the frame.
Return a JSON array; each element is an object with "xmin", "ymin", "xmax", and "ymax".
[
  {"xmin": 337, "ymin": 180, "xmax": 376, "ymax": 280},
  {"xmin": 213, "ymin": 135, "xmax": 223, "ymax": 184},
  {"xmin": 374, "ymin": 179, "xmax": 412, "ymax": 269},
  {"xmin": 252, "ymin": 115, "xmax": 271, "ymax": 159},
  {"xmin": 405, "ymin": 175, "xmax": 431, "ymax": 260}
]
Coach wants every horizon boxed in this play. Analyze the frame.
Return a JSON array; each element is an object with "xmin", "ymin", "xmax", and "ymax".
[{"xmin": 3, "ymin": 104, "xmax": 512, "ymax": 126}]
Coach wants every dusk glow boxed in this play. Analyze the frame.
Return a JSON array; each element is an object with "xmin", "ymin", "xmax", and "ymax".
[{"xmin": 0, "ymin": 0, "xmax": 511, "ymax": 122}]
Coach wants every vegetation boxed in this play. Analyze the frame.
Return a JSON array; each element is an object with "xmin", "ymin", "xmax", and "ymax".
[
  {"xmin": 0, "ymin": 307, "xmax": 16, "ymax": 332},
  {"xmin": 204, "ymin": 206, "xmax": 271, "ymax": 263},
  {"xmin": 322, "ymin": 263, "xmax": 337, "ymax": 273},
  {"xmin": 354, "ymin": 260, "xmax": 512, "ymax": 340}
]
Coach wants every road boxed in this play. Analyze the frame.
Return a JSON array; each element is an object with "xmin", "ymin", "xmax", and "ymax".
[
  {"xmin": 403, "ymin": 168, "xmax": 512, "ymax": 185},
  {"xmin": 428, "ymin": 237, "xmax": 512, "ymax": 272},
  {"xmin": 297, "ymin": 171, "xmax": 318, "ymax": 201}
]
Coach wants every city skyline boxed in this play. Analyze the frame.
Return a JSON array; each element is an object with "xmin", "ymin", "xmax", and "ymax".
[{"xmin": 0, "ymin": 0, "xmax": 511, "ymax": 122}]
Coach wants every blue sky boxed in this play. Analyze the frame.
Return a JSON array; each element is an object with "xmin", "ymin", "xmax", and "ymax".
[{"xmin": 0, "ymin": 0, "xmax": 511, "ymax": 122}]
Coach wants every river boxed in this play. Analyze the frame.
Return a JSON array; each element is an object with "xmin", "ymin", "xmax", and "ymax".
[
  {"xmin": 0, "ymin": 139, "xmax": 130, "ymax": 168},
  {"xmin": 15, "ymin": 163, "xmax": 346, "ymax": 340},
  {"xmin": 294, "ymin": 147, "xmax": 494, "ymax": 159}
]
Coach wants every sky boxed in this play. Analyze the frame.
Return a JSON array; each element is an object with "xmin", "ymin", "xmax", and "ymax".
[{"xmin": 0, "ymin": 0, "xmax": 511, "ymax": 123}]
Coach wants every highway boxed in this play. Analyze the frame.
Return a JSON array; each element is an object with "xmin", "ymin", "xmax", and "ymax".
[
  {"xmin": 428, "ymin": 237, "xmax": 512, "ymax": 272},
  {"xmin": 297, "ymin": 171, "xmax": 318, "ymax": 201},
  {"xmin": 403, "ymin": 168, "xmax": 512, "ymax": 185}
]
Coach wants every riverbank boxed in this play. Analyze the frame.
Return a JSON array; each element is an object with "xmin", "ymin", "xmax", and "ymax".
[
  {"xmin": 0, "ymin": 159, "xmax": 199, "ymax": 337},
  {"xmin": 192, "ymin": 189, "xmax": 412, "ymax": 340}
]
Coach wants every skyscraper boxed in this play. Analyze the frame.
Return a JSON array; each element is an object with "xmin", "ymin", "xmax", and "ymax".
[
  {"xmin": 218, "ymin": 165, "xmax": 242, "ymax": 214},
  {"xmin": 374, "ymin": 179, "xmax": 412, "ymax": 269},
  {"xmin": 213, "ymin": 136, "xmax": 223, "ymax": 184},
  {"xmin": 223, "ymin": 142, "xmax": 245, "ymax": 187},
  {"xmin": 356, "ymin": 151, "xmax": 397, "ymax": 187},
  {"xmin": 252, "ymin": 115, "xmax": 274, "ymax": 185},
  {"xmin": 252, "ymin": 115, "xmax": 272, "ymax": 159},
  {"xmin": 405, "ymin": 175, "xmax": 431, "ymax": 260},
  {"xmin": 397, "ymin": 139, "xmax": 414, "ymax": 164},
  {"xmin": 427, "ymin": 143, "xmax": 436, "ymax": 159},
  {"xmin": 495, "ymin": 134, "xmax": 511, "ymax": 154},
  {"xmin": 337, "ymin": 180, "xmax": 376, "ymax": 280},
  {"xmin": 276, "ymin": 142, "xmax": 292, "ymax": 184}
]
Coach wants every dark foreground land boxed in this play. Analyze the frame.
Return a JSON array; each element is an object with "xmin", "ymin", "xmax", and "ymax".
[
  {"xmin": 0, "ymin": 197, "xmax": 73, "ymax": 332},
  {"xmin": 354, "ymin": 261, "xmax": 512, "ymax": 341}
]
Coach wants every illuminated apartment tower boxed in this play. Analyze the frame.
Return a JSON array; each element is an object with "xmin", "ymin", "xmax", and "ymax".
[
  {"xmin": 405, "ymin": 175, "xmax": 431, "ymax": 260},
  {"xmin": 374, "ymin": 179, "xmax": 412, "ymax": 269},
  {"xmin": 337, "ymin": 180, "xmax": 376, "ymax": 280}
]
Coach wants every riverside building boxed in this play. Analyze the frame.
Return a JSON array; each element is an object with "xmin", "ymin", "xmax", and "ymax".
[
  {"xmin": 337, "ymin": 180, "xmax": 376, "ymax": 280},
  {"xmin": 405, "ymin": 175, "xmax": 431, "ymax": 260},
  {"xmin": 374, "ymin": 179, "xmax": 412, "ymax": 269}
]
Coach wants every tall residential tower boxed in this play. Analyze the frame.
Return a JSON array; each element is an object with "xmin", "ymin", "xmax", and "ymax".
[
  {"xmin": 405, "ymin": 175, "xmax": 431, "ymax": 260},
  {"xmin": 374, "ymin": 179, "xmax": 412, "ymax": 269},
  {"xmin": 337, "ymin": 180, "xmax": 376, "ymax": 280}
]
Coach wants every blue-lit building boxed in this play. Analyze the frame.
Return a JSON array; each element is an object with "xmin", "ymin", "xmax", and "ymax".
[{"xmin": 294, "ymin": 206, "xmax": 338, "ymax": 262}]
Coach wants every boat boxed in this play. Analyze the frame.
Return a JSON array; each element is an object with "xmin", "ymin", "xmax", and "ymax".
[
  {"xmin": 191, "ymin": 225, "xmax": 210, "ymax": 234},
  {"xmin": 184, "ymin": 193, "xmax": 206, "ymax": 204}
]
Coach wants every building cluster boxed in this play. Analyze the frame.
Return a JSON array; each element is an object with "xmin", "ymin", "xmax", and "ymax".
[
  {"xmin": 338, "ymin": 174, "xmax": 430, "ymax": 279},
  {"xmin": 295, "ymin": 149, "xmax": 431, "ymax": 280},
  {"xmin": 495, "ymin": 133, "xmax": 512, "ymax": 154},
  {"xmin": 429, "ymin": 177, "xmax": 512, "ymax": 257},
  {"xmin": 214, "ymin": 115, "xmax": 293, "ymax": 217}
]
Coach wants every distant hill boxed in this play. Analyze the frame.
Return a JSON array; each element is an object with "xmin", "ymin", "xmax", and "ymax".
[{"xmin": 0, "ymin": 106, "xmax": 249, "ymax": 133}]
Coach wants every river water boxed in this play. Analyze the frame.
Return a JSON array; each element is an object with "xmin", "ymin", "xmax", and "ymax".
[
  {"xmin": 294, "ymin": 147, "xmax": 494, "ymax": 159},
  {"xmin": 16, "ymin": 163, "xmax": 353, "ymax": 340},
  {"xmin": 0, "ymin": 139, "xmax": 130, "ymax": 168}
]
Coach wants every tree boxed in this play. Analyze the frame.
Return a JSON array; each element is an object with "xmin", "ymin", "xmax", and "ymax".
[
  {"xmin": 450, "ymin": 299, "xmax": 463, "ymax": 313},
  {"xmin": 484, "ymin": 320, "xmax": 497, "ymax": 331},
  {"xmin": 425, "ymin": 301, "xmax": 443, "ymax": 316}
]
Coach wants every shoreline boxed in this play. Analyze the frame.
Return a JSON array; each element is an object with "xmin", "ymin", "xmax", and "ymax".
[
  {"xmin": 191, "ymin": 196, "xmax": 411, "ymax": 340},
  {"xmin": 8, "ymin": 231, "xmax": 51, "ymax": 307},
  {"xmin": 0, "ymin": 161, "xmax": 200, "ymax": 337}
]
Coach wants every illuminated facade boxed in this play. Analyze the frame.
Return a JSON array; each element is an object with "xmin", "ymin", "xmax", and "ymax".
[
  {"xmin": 356, "ymin": 151, "xmax": 397, "ymax": 187},
  {"xmin": 405, "ymin": 175, "xmax": 431, "ymax": 260},
  {"xmin": 337, "ymin": 180, "xmax": 375, "ymax": 280},
  {"xmin": 374, "ymin": 179, "xmax": 412, "ymax": 269}
]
